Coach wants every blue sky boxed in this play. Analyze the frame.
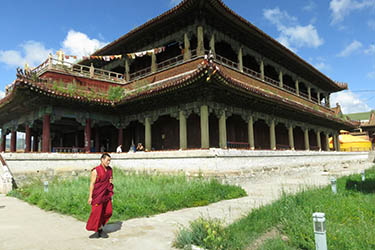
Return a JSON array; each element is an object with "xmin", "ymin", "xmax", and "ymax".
[{"xmin": 1, "ymin": 0, "xmax": 375, "ymax": 114}]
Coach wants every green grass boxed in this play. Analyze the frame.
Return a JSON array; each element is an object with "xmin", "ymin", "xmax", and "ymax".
[
  {"xmin": 175, "ymin": 166, "xmax": 375, "ymax": 250},
  {"xmin": 8, "ymin": 168, "xmax": 246, "ymax": 222}
]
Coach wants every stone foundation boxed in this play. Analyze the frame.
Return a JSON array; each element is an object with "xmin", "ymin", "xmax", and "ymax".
[{"xmin": 1, "ymin": 149, "xmax": 373, "ymax": 191}]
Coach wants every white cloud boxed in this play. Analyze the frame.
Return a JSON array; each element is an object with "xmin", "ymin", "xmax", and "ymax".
[
  {"xmin": 331, "ymin": 91, "xmax": 371, "ymax": 113},
  {"xmin": 0, "ymin": 30, "xmax": 106, "ymax": 70},
  {"xmin": 303, "ymin": 1, "xmax": 317, "ymax": 11},
  {"xmin": 330, "ymin": 0, "xmax": 375, "ymax": 24},
  {"xmin": 315, "ymin": 61, "xmax": 331, "ymax": 71},
  {"xmin": 309, "ymin": 57, "xmax": 331, "ymax": 72},
  {"xmin": 0, "ymin": 91, "xmax": 5, "ymax": 98},
  {"xmin": 263, "ymin": 8, "xmax": 323, "ymax": 51},
  {"xmin": 364, "ymin": 44, "xmax": 375, "ymax": 54},
  {"xmin": 0, "ymin": 41, "xmax": 52, "ymax": 68},
  {"xmin": 337, "ymin": 40, "xmax": 362, "ymax": 57},
  {"xmin": 62, "ymin": 30, "xmax": 107, "ymax": 57}
]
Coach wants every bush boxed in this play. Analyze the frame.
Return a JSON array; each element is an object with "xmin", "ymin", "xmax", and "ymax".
[{"xmin": 174, "ymin": 217, "xmax": 228, "ymax": 250}]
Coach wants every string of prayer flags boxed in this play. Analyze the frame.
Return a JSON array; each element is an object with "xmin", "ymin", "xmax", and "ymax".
[
  {"xmin": 89, "ymin": 54, "xmax": 123, "ymax": 61},
  {"xmin": 64, "ymin": 55, "xmax": 77, "ymax": 60},
  {"xmin": 127, "ymin": 46, "xmax": 166, "ymax": 59},
  {"xmin": 84, "ymin": 46, "xmax": 166, "ymax": 61}
]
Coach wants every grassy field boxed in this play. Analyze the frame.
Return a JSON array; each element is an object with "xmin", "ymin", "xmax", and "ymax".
[
  {"xmin": 8, "ymin": 168, "xmax": 246, "ymax": 222},
  {"xmin": 175, "ymin": 166, "xmax": 375, "ymax": 250}
]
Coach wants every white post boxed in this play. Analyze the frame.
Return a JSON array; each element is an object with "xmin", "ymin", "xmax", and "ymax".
[
  {"xmin": 361, "ymin": 170, "xmax": 365, "ymax": 181},
  {"xmin": 330, "ymin": 177, "xmax": 337, "ymax": 194},
  {"xmin": 44, "ymin": 181, "xmax": 49, "ymax": 192},
  {"xmin": 313, "ymin": 212, "xmax": 328, "ymax": 250}
]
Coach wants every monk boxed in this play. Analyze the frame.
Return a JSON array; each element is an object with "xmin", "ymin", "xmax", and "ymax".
[{"xmin": 86, "ymin": 153, "xmax": 114, "ymax": 238}]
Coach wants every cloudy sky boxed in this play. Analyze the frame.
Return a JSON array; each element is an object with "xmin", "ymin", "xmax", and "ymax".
[{"xmin": 1, "ymin": 0, "xmax": 374, "ymax": 114}]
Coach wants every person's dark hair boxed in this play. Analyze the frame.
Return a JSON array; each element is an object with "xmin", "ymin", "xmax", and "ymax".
[{"xmin": 101, "ymin": 153, "xmax": 111, "ymax": 160}]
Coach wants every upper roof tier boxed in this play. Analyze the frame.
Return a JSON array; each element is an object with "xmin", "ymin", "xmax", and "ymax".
[{"xmin": 83, "ymin": 0, "xmax": 347, "ymax": 93}]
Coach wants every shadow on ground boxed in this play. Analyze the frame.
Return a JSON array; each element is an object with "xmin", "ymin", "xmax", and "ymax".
[
  {"xmin": 345, "ymin": 179, "xmax": 375, "ymax": 193},
  {"xmin": 104, "ymin": 221, "xmax": 123, "ymax": 233}
]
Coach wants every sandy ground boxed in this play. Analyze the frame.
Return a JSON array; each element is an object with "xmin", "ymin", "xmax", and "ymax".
[{"xmin": 0, "ymin": 163, "xmax": 370, "ymax": 250}]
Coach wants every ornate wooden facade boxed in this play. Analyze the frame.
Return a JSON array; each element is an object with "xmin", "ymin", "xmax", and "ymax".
[{"xmin": 0, "ymin": 0, "xmax": 356, "ymax": 153}]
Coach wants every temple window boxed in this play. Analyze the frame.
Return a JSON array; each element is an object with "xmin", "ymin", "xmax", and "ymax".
[
  {"xmin": 264, "ymin": 64, "xmax": 279, "ymax": 83},
  {"xmin": 311, "ymin": 88, "xmax": 319, "ymax": 103},
  {"xmin": 243, "ymin": 54, "xmax": 259, "ymax": 73},
  {"xmin": 299, "ymin": 81, "xmax": 309, "ymax": 99},
  {"xmin": 283, "ymin": 73, "xmax": 296, "ymax": 93},
  {"xmin": 215, "ymin": 41, "xmax": 237, "ymax": 63}
]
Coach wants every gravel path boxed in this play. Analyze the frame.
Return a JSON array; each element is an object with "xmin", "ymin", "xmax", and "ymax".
[{"xmin": 0, "ymin": 163, "xmax": 370, "ymax": 250}]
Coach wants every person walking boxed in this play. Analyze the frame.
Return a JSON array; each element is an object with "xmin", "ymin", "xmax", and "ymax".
[{"xmin": 86, "ymin": 153, "xmax": 114, "ymax": 238}]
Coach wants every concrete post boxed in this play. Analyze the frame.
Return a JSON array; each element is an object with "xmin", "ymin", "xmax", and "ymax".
[
  {"xmin": 288, "ymin": 125, "xmax": 295, "ymax": 150},
  {"xmin": 248, "ymin": 116, "xmax": 255, "ymax": 150},
  {"xmin": 336, "ymin": 134, "xmax": 341, "ymax": 151},
  {"xmin": 326, "ymin": 94, "xmax": 330, "ymax": 108},
  {"xmin": 279, "ymin": 70, "xmax": 283, "ymax": 88},
  {"xmin": 10, "ymin": 129, "xmax": 16, "ymax": 153},
  {"xmin": 183, "ymin": 33, "xmax": 191, "ymax": 61},
  {"xmin": 151, "ymin": 53, "xmax": 157, "ymax": 73},
  {"xmin": 42, "ymin": 114, "xmax": 50, "ymax": 152},
  {"xmin": 179, "ymin": 111, "xmax": 187, "ymax": 149},
  {"xmin": 270, "ymin": 119, "xmax": 276, "ymax": 150},
  {"xmin": 197, "ymin": 26, "xmax": 205, "ymax": 56},
  {"xmin": 295, "ymin": 79, "xmax": 300, "ymax": 95},
  {"xmin": 308, "ymin": 87, "xmax": 312, "ymax": 100},
  {"xmin": 304, "ymin": 128, "xmax": 310, "ymax": 151},
  {"xmin": 209, "ymin": 33, "xmax": 215, "ymax": 56},
  {"xmin": 317, "ymin": 92, "xmax": 321, "ymax": 105},
  {"xmin": 145, "ymin": 117, "xmax": 152, "ymax": 151},
  {"xmin": 260, "ymin": 59, "xmax": 265, "ymax": 80},
  {"xmin": 317, "ymin": 131, "xmax": 322, "ymax": 151},
  {"xmin": 313, "ymin": 212, "xmax": 328, "ymax": 250},
  {"xmin": 89, "ymin": 63, "xmax": 94, "ymax": 78},
  {"xmin": 25, "ymin": 125, "xmax": 31, "ymax": 153},
  {"xmin": 238, "ymin": 47, "xmax": 243, "ymax": 72},
  {"xmin": 219, "ymin": 111, "xmax": 227, "ymax": 149},
  {"xmin": 125, "ymin": 57, "xmax": 130, "ymax": 82},
  {"xmin": 84, "ymin": 119, "xmax": 91, "ymax": 153},
  {"xmin": 325, "ymin": 133, "xmax": 330, "ymax": 151},
  {"xmin": 200, "ymin": 105, "xmax": 209, "ymax": 149}
]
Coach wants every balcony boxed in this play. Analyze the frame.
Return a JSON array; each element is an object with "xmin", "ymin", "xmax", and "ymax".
[
  {"xmin": 32, "ymin": 57, "xmax": 126, "ymax": 84},
  {"xmin": 29, "ymin": 50, "xmax": 327, "ymax": 108}
]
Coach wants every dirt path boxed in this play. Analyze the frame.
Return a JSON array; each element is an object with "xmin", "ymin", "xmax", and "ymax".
[{"xmin": 0, "ymin": 164, "xmax": 369, "ymax": 250}]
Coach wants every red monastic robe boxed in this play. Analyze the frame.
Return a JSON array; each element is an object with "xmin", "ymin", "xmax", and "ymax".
[{"xmin": 86, "ymin": 164, "xmax": 114, "ymax": 232}]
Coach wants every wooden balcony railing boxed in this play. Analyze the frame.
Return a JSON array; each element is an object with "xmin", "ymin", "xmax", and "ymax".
[
  {"xmin": 32, "ymin": 57, "xmax": 126, "ymax": 84},
  {"xmin": 129, "ymin": 49, "xmax": 198, "ymax": 81},
  {"xmin": 29, "ymin": 51, "xmax": 327, "ymax": 108}
]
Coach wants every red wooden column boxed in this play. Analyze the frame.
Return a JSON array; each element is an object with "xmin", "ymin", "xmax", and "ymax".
[
  {"xmin": 1, "ymin": 130, "xmax": 6, "ymax": 152},
  {"xmin": 25, "ymin": 125, "xmax": 31, "ymax": 153},
  {"xmin": 33, "ymin": 134, "xmax": 39, "ymax": 152},
  {"xmin": 10, "ymin": 129, "xmax": 17, "ymax": 152},
  {"xmin": 42, "ymin": 114, "xmax": 50, "ymax": 152},
  {"xmin": 118, "ymin": 128, "xmax": 123, "ymax": 147},
  {"xmin": 84, "ymin": 119, "xmax": 91, "ymax": 153}
]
